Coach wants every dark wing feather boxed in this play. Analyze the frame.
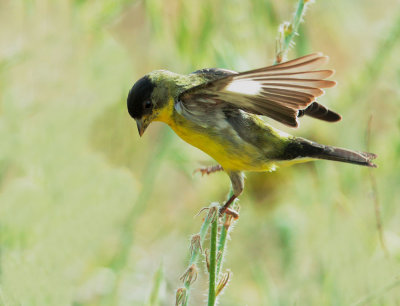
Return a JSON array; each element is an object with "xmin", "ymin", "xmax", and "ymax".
[
  {"xmin": 298, "ymin": 102, "xmax": 342, "ymax": 122},
  {"xmin": 178, "ymin": 53, "xmax": 339, "ymax": 127}
]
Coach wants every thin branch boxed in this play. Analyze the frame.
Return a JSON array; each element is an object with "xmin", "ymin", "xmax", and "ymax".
[
  {"xmin": 275, "ymin": 0, "xmax": 314, "ymax": 64},
  {"xmin": 366, "ymin": 115, "xmax": 389, "ymax": 257},
  {"xmin": 216, "ymin": 191, "xmax": 238, "ymax": 277},
  {"xmin": 207, "ymin": 215, "xmax": 218, "ymax": 306}
]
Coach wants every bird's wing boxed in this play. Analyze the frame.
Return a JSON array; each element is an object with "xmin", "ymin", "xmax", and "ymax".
[
  {"xmin": 178, "ymin": 53, "xmax": 338, "ymax": 128},
  {"xmin": 190, "ymin": 67, "xmax": 238, "ymax": 80}
]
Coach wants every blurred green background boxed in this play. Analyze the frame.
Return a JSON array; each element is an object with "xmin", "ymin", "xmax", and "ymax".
[{"xmin": 1, "ymin": 0, "xmax": 400, "ymax": 305}]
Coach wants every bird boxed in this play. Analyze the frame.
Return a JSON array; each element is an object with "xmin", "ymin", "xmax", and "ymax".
[{"xmin": 127, "ymin": 53, "xmax": 377, "ymax": 217}]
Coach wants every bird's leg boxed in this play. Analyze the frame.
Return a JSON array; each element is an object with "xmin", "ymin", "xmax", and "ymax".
[
  {"xmin": 193, "ymin": 164, "xmax": 223, "ymax": 176},
  {"xmin": 219, "ymin": 194, "xmax": 239, "ymax": 219},
  {"xmin": 219, "ymin": 171, "xmax": 244, "ymax": 219}
]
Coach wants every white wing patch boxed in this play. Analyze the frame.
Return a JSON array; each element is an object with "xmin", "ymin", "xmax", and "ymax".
[{"xmin": 224, "ymin": 79, "xmax": 261, "ymax": 95}]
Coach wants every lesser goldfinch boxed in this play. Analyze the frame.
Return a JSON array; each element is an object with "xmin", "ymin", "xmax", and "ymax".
[{"xmin": 127, "ymin": 53, "xmax": 376, "ymax": 216}]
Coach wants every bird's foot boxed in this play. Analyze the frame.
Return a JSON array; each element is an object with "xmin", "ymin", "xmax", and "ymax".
[
  {"xmin": 219, "ymin": 207, "xmax": 239, "ymax": 220},
  {"xmin": 219, "ymin": 194, "xmax": 239, "ymax": 219},
  {"xmin": 193, "ymin": 164, "xmax": 223, "ymax": 176}
]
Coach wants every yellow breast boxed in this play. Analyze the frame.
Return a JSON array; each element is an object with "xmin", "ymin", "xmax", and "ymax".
[{"xmin": 154, "ymin": 99, "xmax": 277, "ymax": 172}]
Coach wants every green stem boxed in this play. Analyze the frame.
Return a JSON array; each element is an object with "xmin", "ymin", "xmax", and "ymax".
[
  {"xmin": 216, "ymin": 215, "xmax": 228, "ymax": 277},
  {"xmin": 216, "ymin": 190, "xmax": 234, "ymax": 276},
  {"xmin": 182, "ymin": 205, "xmax": 216, "ymax": 306},
  {"xmin": 146, "ymin": 263, "xmax": 164, "ymax": 306},
  {"xmin": 208, "ymin": 215, "xmax": 218, "ymax": 306},
  {"xmin": 275, "ymin": 0, "xmax": 310, "ymax": 64},
  {"xmin": 283, "ymin": 0, "xmax": 305, "ymax": 51},
  {"xmin": 192, "ymin": 210, "xmax": 214, "ymax": 263}
]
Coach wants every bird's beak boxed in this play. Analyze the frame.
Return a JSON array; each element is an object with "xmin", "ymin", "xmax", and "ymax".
[{"xmin": 135, "ymin": 119, "xmax": 149, "ymax": 137}]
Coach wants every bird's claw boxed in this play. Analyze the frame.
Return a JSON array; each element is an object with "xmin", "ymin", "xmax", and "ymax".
[
  {"xmin": 193, "ymin": 165, "xmax": 223, "ymax": 176},
  {"xmin": 219, "ymin": 207, "xmax": 239, "ymax": 220}
]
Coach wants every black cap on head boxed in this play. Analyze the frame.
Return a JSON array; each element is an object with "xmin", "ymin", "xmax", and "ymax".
[{"xmin": 127, "ymin": 75, "xmax": 155, "ymax": 119}]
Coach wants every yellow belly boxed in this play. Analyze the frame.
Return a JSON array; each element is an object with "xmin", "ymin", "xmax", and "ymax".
[
  {"xmin": 166, "ymin": 118, "xmax": 277, "ymax": 172},
  {"xmin": 154, "ymin": 99, "xmax": 312, "ymax": 172}
]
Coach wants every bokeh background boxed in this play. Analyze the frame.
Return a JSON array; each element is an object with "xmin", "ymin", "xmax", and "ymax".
[{"xmin": 1, "ymin": 0, "xmax": 400, "ymax": 305}]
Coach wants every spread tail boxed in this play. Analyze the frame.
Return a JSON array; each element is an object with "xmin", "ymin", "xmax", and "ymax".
[{"xmin": 283, "ymin": 137, "xmax": 377, "ymax": 167}]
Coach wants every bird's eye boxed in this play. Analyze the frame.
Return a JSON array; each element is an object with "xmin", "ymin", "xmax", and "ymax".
[{"xmin": 144, "ymin": 100, "xmax": 152, "ymax": 109}]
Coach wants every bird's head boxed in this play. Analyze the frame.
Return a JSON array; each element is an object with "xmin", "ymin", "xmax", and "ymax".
[{"xmin": 127, "ymin": 71, "xmax": 176, "ymax": 136}]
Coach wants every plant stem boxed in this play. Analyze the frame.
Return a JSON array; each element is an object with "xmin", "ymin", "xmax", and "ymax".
[
  {"xmin": 275, "ymin": 0, "xmax": 311, "ymax": 63},
  {"xmin": 192, "ymin": 209, "xmax": 214, "ymax": 263},
  {"xmin": 146, "ymin": 263, "xmax": 164, "ymax": 306},
  {"xmin": 216, "ymin": 214, "xmax": 228, "ymax": 277},
  {"xmin": 284, "ymin": 0, "xmax": 306, "ymax": 50},
  {"xmin": 207, "ymin": 215, "xmax": 218, "ymax": 306},
  {"xmin": 366, "ymin": 115, "xmax": 389, "ymax": 257},
  {"xmin": 216, "ymin": 190, "xmax": 235, "ymax": 276},
  {"xmin": 182, "ymin": 204, "xmax": 217, "ymax": 306}
]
